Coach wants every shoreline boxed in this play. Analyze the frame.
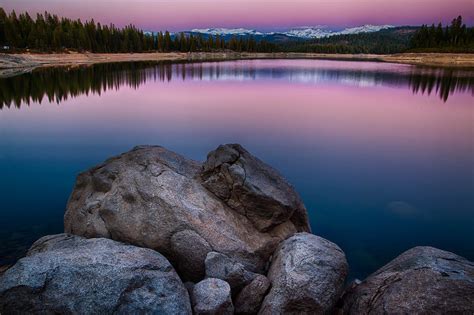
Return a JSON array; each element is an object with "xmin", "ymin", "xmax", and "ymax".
[{"xmin": 1, "ymin": 52, "xmax": 473, "ymax": 77}]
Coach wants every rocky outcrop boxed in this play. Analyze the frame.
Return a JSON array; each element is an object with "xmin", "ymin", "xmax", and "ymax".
[
  {"xmin": 205, "ymin": 252, "xmax": 259, "ymax": 293},
  {"xmin": 0, "ymin": 234, "xmax": 192, "ymax": 314},
  {"xmin": 3, "ymin": 143, "xmax": 474, "ymax": 314},
  {"xmin": 201, "ymin": 144, "xmax": 310, "ymax": 232},
  {"xmin": 235, "ymin": 275, "xmax": 271, "ymax": 315},
  {"xmin": 341, "ymin": 246, "xmax": 474, "ymax": 314},
  {"xmin": 259, "ymin": 233, "xmax": 348, "ymax": 314},
  {"xmin": 192, "ymin": 278, "xmax": 234, "ymax": 315},
  {"xmin": 64, "ymin": 145, "xmax": 310, "ymax": 281}
]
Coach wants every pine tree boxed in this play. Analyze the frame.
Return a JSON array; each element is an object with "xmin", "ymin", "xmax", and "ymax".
[{"xmin": 164, "ymin": 31, "xmax": 171, "ymax": 51}]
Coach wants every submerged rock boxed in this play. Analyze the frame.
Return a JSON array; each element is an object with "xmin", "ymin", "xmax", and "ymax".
[
  {"xmin": 341, "ymin": 246, "xmax": 474, "ymax": 314},
  {"xmin": 192, "ymin": 278, "xmax": 234, "ymax": 315},
  {"xmin": 0, "ymin": 234, "xmax": 191, "ymax": 314},
  {"xmin": 65, "ymin": 145, "xmax": 310, "ymax": 281},
  {"xmin": 201, "ymin": 144, "xmax": 310, "ymax": 232},
  {"xmin": 259, "ymin": 233, "xmax": 348, "ymax": 314},
  {"xmin": 235, "ymin": 275, "xmax": 271, "ymax": 315}
]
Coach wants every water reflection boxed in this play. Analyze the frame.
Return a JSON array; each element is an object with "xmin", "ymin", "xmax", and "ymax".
[{"xmin": 1, "ymin": 60, "xmax": 473, "ymax": 109}]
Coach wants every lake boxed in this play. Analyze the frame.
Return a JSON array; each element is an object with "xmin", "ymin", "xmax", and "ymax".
[{"xmin": 0, "ymin": 59, "xmax": 473, "ymax": 280}]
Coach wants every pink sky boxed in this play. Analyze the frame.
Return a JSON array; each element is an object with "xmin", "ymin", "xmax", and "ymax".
[{"xmin": 2, "ymin": 0, "xmax": 473, "ymax": 31}]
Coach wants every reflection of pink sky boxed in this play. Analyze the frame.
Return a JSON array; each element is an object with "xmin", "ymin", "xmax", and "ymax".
[
  {"xmin": 2, "ymin": 79, "xmax": 473, "ymax": 156},
  {"xmin": 3, "ymin": 0, "xmax": 473, "ymax": 30}
]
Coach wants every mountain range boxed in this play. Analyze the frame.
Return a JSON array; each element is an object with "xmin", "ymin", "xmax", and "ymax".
[{"xmin": 189, "ymin": 25, "xmax": 395, "ymax": 39}]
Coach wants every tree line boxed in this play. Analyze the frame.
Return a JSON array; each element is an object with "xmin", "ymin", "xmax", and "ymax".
[
  {"xmin": 0, "ymin": 8, "xmax": 472, "ymax": 54},
  {"xmin": 277, "ymin": 28, "xmax": 415, "ymax": 54},
  {"xmin": 0, "ymin": 8, "xmax": 276, "ymax": 53},
  {"xmin": 410, "ymin": 16, "xmax": 474, "ymax": 52}
]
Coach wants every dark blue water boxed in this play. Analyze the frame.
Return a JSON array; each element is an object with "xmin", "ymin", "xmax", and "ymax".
[{"xmin": 1, "ymin": 59, "xmax": 473, "ymax": 279}]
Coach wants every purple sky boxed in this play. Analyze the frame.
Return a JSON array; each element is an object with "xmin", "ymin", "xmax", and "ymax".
[{"xmin": 2, "ymin": 0, "xmax": 473, "ymax": 31}]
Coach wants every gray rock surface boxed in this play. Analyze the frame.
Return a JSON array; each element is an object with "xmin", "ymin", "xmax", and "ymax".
[
  {"xmin": 192, "ymin": 278, "xmax": 234, "ymax": 315},
  {"xmin": 205, "ymin": 251, "xmax": 259, "ymax": 292},
  {"xmin": 201, "ymin": 144, "xmax": 310, "ymax": 232},
  {"xmin": 341, "ymin": 246, "xmax": 474, "ymax": 314},
  {"xmin": 259, "ymin": 233, "xmax": 348, "ymax": 314},
  {"xmin": 0, "ymin": 234, "xmax": 192, "ymax": 314},
  {"xmin": 65, "ymin": 145, "xmax": 310, "ymax": 280},
  {"xmin": 235, "ymin": 275, "xmax": 271, "ymax": 315},
  {"xmin": 171, "ymin": 229, "xmax": 212, "ymax": 281}
]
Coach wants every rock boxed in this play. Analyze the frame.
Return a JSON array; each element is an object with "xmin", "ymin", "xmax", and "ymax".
[
  {"xmin": 202, "ymin": 144, "xmax": 310, "ymax": 232},
  {"xmin": 0, "ymin": 234, "xmax": 192, "ymax": 314},
  {"xmin": 192, "ymin": 278, "xmax": 234, "ymax": 315},
  {"xmin": 171, "ymin": 229, "xmax": 212, "ymax": 281},
  {"xmin": 259, "ymin": 233, "xmax": 348, "ymax": 314},
  {"xmin": 205, "ymin": 251, "xmax": 259, "ymax": 293},
  {"xmin": 235, "ymin": 275, "xmax": 271, "ymax": 315},
  {"xmin": 65, "ymin": 145, "xmax": 310, "ymax": 280},
  {"xmin": 341, "ymin": 246, "xmax": 474, "ymax": 314}
]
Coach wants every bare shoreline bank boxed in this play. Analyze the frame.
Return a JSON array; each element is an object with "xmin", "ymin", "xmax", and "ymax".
[{"xmin": 1, "ymin": 52, "xmax": 473, "ymax": 77}]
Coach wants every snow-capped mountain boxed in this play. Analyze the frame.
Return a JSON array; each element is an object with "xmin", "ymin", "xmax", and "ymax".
[
  {"xmin": 337, "ymin": 25, "xmax": 394, "ymax": 36},
  {"xmin": 190, "ymin": 28, "xmax": 264, "ymax": 36},
  {"xmin": 283, "ymin": 27, "xmax": 335, "ymax": 39},
  {"xmin": 188, "ymin": 25, "xmax": 394, "ymax": 39},
  {"xmin": 282, "ymin": 25, "xmax": 394, "ymax": 39}
]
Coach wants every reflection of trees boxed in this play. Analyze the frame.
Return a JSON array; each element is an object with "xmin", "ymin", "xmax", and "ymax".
[
  {"xmin": 1, "ymin": 61, "xmax": 473, "ymax": 109},
  {"xmin": 0, "ymin": 62, "xmax": 162, "ymax": 109},
  {"xmin": 408, "ymin": 69, "xmax": 474, "ymax": 102}
]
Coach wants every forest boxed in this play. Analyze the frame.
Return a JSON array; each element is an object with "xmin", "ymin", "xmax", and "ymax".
[
  {"xmin": 0, "ymin": 7, "xmax": 472, "ymax": 54},
  {"xmin": 409, "ymin": 16, "xmax": 474, "ymax": 52},
  {"xmin": 278, "ymin": 28, "xmax": 417, "ymax": 54},
  {"xmin": 0, "ymin": 8, "xmax": 276, "ymax": 53}
]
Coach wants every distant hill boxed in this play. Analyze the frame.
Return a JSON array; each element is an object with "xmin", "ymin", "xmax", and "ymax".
[{"xmin": 278, "ymin": 27, "xmax": 419, "ymax": 54}]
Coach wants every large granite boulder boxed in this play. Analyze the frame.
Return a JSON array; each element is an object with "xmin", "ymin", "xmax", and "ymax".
[
  {"xmin": 65, "ymin": 145, "xmax": 310, "ymax": 281},
  {"xmin": 259, "ymin": 233, "xmax": 348, "ymax": 314},
  {"xmin": 0, "ymin": 234, "xmax": 191, "ymax": 314},
  {"xmin": 341, "ymin": 246, "xmax": 474, "ymax": 314},
  {"xmin": 201, "ymin": 144, "xmax": 310, "ymax": 232},
  {"xmin": 235, "ymin": 275, "xmax": 271, "ymax": 315},
  {"xmin": 192, "ymin": 278, "xmax": 234, "ymax": 315}
]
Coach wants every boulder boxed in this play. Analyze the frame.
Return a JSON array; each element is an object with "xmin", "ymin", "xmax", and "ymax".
[
  {"xmin": 259, "ymin": 233, "xmax": 348, "ymax": 314},
  {"xmin": 235, "ymin": 275, "xmax": 271, "ymax": 315},
  {"xmin": 0, "ymin": 234, "xmax": 192, "ymax": 314},
  {"xmin": 65, "ymin": 145, "xmax": 310, "ymax": 281},
  {"xmin": 201, "ymin": 144, "xmax": 310, "ymax": 232},
  {"xmin": 205, "ymin": 251, "xmax": 259, "ymax": 293},
  {"xmin": 170, "ymin": 229, "xmax": 212, "ymax": 281},
  {"xmin": 192, "ymin": 278, "xmax": 234, "ymax": 315},
  {"xmin": 341, "ymin": 246, "xmax": 474, "ymax": 314}
]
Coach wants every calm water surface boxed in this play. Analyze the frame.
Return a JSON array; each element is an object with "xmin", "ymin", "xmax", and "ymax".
[{"xmin": 1, "ymin": 59, "xmax": 473, "ymax": 279}]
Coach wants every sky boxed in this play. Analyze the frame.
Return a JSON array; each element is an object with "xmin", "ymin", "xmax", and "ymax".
[{"xmin": 2, "ymin": 0, "xmax": 473, "ymax": 31}]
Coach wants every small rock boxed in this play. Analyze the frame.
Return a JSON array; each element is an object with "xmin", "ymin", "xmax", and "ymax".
[
  {"xmin": 0, "ymin": 234, "xmax": 192, "ymax": 314},
  {"xmin": 235, "ymin": 275, "xmax": 271, "ymax": 315},
  {"xmin": 192, "ymin": 278, "xmax": 234, "ymax": 315},
  {"xmin": 259, "ymin": 233, "xmax": 348, "ymax": 314},
  {"xmin": 205, "ymin": 252, "xmax": 258, "ymax": 292},
  {"xmin": 341, "ymin": 246, "xmax": 474, "ymax": 314},
  {"xmin": 170, "ymin": 229, "xmax": 212, "ymax": 281}
]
